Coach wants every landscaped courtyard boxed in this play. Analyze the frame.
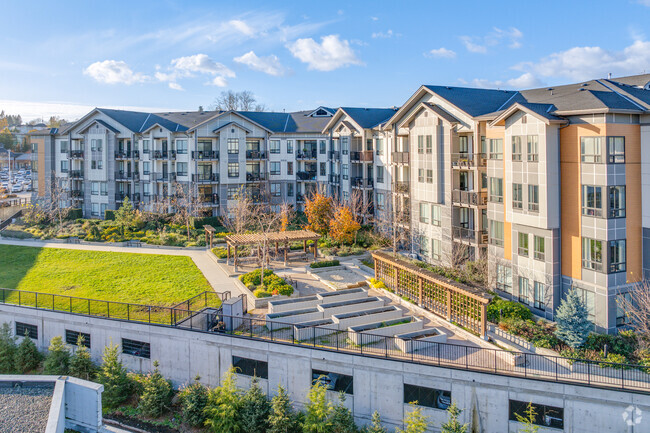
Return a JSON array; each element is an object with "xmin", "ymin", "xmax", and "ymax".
[{"xmin": 0, "ymin": 244, "xmax": 212, "ymax": 306}]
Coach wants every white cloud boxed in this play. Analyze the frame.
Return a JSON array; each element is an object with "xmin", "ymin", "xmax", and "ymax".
[
  {"xmin": 372, "ymin": 29, "xmax": 400, "ymax": 39},
  {"xmin": 227, "ymin": 19, "xmax": 256, "ymax": 37},
  {"xmin": 514, "ymin": 39, "xmax": 650, "ymax": 81},
  {"xmin": 156, "ymin": 54, "xmax": 236, "ymax": 88},
  {"xmin": 371, "ymin": 16, "xmax": 379, "ymax": 21},
  {"xmin": 168, "ymin": 82, "xmax": 184, "ymax": 91},
  {"xmin": 469, "ymin": 72, "xmax": 543, "ymax": 89},
  {"xmin": 83, "ymin": 60, "xmax": 147, "ymax": 85},
  {"xmin": 287, "ymin": 35, "xmax": 363, "ymax": 71},
  {"xmin": 210, "ymin": 76, "xmax": 228, "ymax": 87},
  {"xmin": 426, "ymin": 47, "xmax": 456, "ymax": 59},
  {"xmin": 460, "ymin": 27, "xmax": 523, "ymax": 54},
  {"xmin": 637, "ymin": 0, "xmax": 650, "ymax": 6},
  {"xmin": 234, "ymin": 51, "xmax": 285, "ymax": 76}
]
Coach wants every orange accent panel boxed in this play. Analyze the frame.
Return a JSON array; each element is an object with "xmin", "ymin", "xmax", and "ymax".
[
  {"xmin": 36, "ymin": 137, "xmax": 46, "ymax": 197},
  {"xmin": 504, "ymin": 221, "xmax": 512, "ymax": 260}
]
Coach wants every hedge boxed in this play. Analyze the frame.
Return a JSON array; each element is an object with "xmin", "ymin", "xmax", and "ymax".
[
  {"xmin": 104, "ymin": 209, "xmax": 116, "ymax": 221},
  {"xmin": 67, "ymin": 208, "xmax": 83, "ymax": 220},
  {"xmin": 310, "ymin": 260, "xmax": 340, "ymax": 269}
]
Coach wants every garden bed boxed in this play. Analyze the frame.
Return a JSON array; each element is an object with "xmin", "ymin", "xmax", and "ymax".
[
  {"xmin": 293, "ymin": 319, "xmax": 339, "ymax": 341},
  {"xmin": 348, "ymin": 317, "xmax": 423, "ymax": 345},
  {"xmin": 331, "ymin": 306, "xmax": 402, "ymax": 329},
  {"xmin": 316, "ymin": 287, "xmax": 367, "ymax": 302},
  {"xmin": 265, "ymin": 308, "xmax": 324, "ymax": 330},
  {"xmin": 317, "ymin": 297, "xmax": 385, "ymax": 317},
  {"xmin": 268, "ymin": 296, "xmax": 320, "ymax": 314},
  {"xmin": 395, "ymin": 328, "xmax": 448, "ymax": 353}
]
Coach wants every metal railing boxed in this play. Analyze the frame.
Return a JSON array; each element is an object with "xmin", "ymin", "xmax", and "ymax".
[
  {"xmin": 392, "ymin": 152, "xmax": 409, "ymax": 164},
  {"xmin": 296, "ymin": 150, "xmax": 317, "ymax": 159},
  {"xmin": 1, "ymin": 288, "xmax": 649, "ymax": 393},
  {"xmin": 351, "ymin": 177, "xmax": 373, "ymax": 188},
  {"xmin": 452, "ymin": 225, "xmax": 488, "ymax": 244},
  {"xmin": 350, "ymin": 150, "xmax": 374, "ymax": 162},
  {"xmin": 192, "ymin": 150, "xmax": 220, "ymax": 160},
  {"xmin": 393, "ymin": 181, "xmax": 409, "ymax": 194},
  {"xmin": 246, "ymin": 150, "xmax": 267, "ymax": 159},
  {"xmin": 451, "ymin": 190, "xmax": 487, "ymax": 206},
  {"xmin": 192, "ymin": 173, "xmax": 219, "ymax": 183},
  {"xmin": 451, "ymin": 153, "xmax": 487, "ymax": 168}
]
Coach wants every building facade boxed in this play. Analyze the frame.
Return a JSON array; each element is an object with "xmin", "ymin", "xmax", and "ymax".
[{"xmin": 32, "ymin": 73, "xmax": 650, "ymax": 333}]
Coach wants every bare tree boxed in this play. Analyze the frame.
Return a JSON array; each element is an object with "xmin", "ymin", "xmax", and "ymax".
[
  {"xmin": 213, "ymin": 90, "xmax": 266, "ymax": 112},
  {"xmin": 372, "ymin": 195, "xmax": 411, "ymax": 257},
  {"xmin": 43, "ymin": 173, "xmax": 70, "ymax": 231},
  {"xmin": 171, "ymin": 181, "xmax": 201, "ymax": 241},
  {"xmin": 618, "ymin": 281, "xmax": 650, "ymax": 349},
  {"xmin": 250, "ymin": 201, "xmax": 286, "ymax": 287},
  {"xmin": 220, "ymin": 186, "xmax": 254, "ymax": 235}
]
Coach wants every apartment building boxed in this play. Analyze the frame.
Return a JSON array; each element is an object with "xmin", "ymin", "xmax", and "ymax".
[{"xmin": 31, "ymin": 73, "xmax": 650, "ymax": 333}]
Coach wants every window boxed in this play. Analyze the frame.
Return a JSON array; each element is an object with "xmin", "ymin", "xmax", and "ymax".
[
  {"xmin": 580, "ymin": 137, "xmax": 602, "ymax": 163},
  {"xmin": 431, "ymin": 239, "xmax": 441, "ymax": 260},
  {"xmin": 312, "ymin": 369, "xmax": 353, "ymax": 394},
  {"xmin": 100, "ymin": 183, "xmax": 107, "ymax": 196},
  {"xmin": 15, "ymin": 322, "xmax": 37, "ymax": 339},
  {"xmin": 270, "ymin": 162, "xmax": 281, "ymax": 175},
  {"xmin": 534, "ymin": 236, "xmax": 545, "ymax": 261},
  {"xmin": 512, "ymin": 183, "xmax": 523, "ymax": 209},
  {"xmin": 527, "ymin": 135, "xmax": 538, "ymax": 162},
  {"xmin": 283, "ymin": 161, "xmax": 291, "ymax": 176},
  {"xmin": 91, "ymin": 139, "xmax": 101, "ymax": 151},
  {"xmin": 60, "ymin": 141, "xmax": 69, "ymax": 153},
  {"xmin": 481, "ymin": 173, "xmax": 487, "ymax": 189},
  {"xmin": 403, "ymin": 384, "xmax": 450, "ymax": 410},
  {"xmin": 228, "ymin": 162, "xmax": 239, "ymax": 178},
  {"xmin": 425, "ymin": 135, "xmax": 432, "ymax": 153},
  {"xmin": 609, "ymin": 186, "xmax": 626, "ymax": 218},
  {"xmin": 98, "ymin": 160, "xmax": 103, "ymax": 169},
  {"xmin": 458, "ymin": 136, "xmax": 469, "ymax": 153},
  {"xmin": 375, "ymin": 138, "xmax": 384, "ymax": 155},
  {"xmin": 287, "ymin": 140, "xmax": 294, "ymax": 154},
  {"xmin": 227, "ymin": 187, "xmax": 238, "ymax": 200},
  {"xmin": 417, "ymin": 136, "xmax": 424, "ymax": 154},
  {"xmin": 100, "ymin": 204, "xmax": 107, "ymax": 216},
  {"xmin": 270, "ymin": 183, "xmax": 281, "ymax": 197},
  {"xmin": 534, "ymin": 282, "xmax": 546, "ymax": 311},
  {"xmin": 608, "ymin": 136, "xmax": 625, "ymax": 163},
  {"xmin": 270, "ymin": 140, "xmax": 280, "ymax": 154},
  {"xmin": 60, "ymin": 160, "xmax": 68, "ymax": 173},
  {"xmin": 122, "ymin": 338, "xmax": 150, "ymax": 358},
  {"xmin": 489, "ymin": 177, "xmax": 503, "ymax": 203},
  {"xmin": 518, "ymin": 232, "xmax": 529, "ymax": 257},
  {"xmin": 320, "ymin": 140, "xmax": 326, "ymax": 154},
  {"xmin": 227, "ymin": 138, "xmax": 239, "ymax": 154},
  {"xmin": 143, "ymin": 162, "xmax": 150, "ymax": 175},
  {"xmin": 617, "ymin": 292, "xmax": 632, "ymax": 326},
  {"xmin": 582, "ymin": 185, "xmax": 602, "ymax": 217},
  {"xmin": 426, "ymin": 169, "xmax": 433, "ymax": 183},
  {"xmin": 511, "ymin": 136, "xmax": 522, "ymax": 161},
  {"xmin": 65, "ymin": 330, "xmax": 90, "ymax": 348},
  {"xmin": 177, "ymin": 162, "xmax": 188, "ymax": 176},
  {"xmin": 431, "ymin": 205, "xmax": 441, "ymax": 226},
  {"xmin": 420, "ymin": 236, "xmax": 429, "ymax": 257},
  {"xmin": 489, "ymin": 138, "xmax": 503, "ymax": 159},
  {"xmin": 490, "ymin": 220, "xmax": 504, "ymax": 246},
  {"xmin": 419, "ymin": 202, "xmax": 429, "ymax": 223},
  {"xmin": 496, "ymin": 265, "xmax": 512, "ymax": 294},
  {"xmin": 376, "ymin": 166, "xmax": 384, "ymax": 183},
  {"xmin": 142, "ymin": 139, "xmax": 150, "ymax": 153},
  {"xmin": 91, "ymin": 203, "xmax": 99, "ymax": 217},
  {"xmin": 528, "ymin": 185, "xmax": 539, "ymax": 212},
  {"xmin": 418, "ymin": 168, "xmax": 424, "ymax": 183},
  {"xmin": 518, "ymin": 277, "xmax": 530, "ymax": 304},
  {"xmin": 610, "ymin": 240, "xmax": 626, "ymax": 273},
  {"xmin": 91, "ymin": 182, "xmax": 99, "ymax": 195},
  {"xmin": 342, "ymin": 164, "xmax": 349, "ymax": 180},
  {"xmin": 582, "ymin": 237, "xmax": 603, "ymax": 271},
  {"xmin": 320, "ymin": 162, "xmax": 326, "ymax": 176},
  {"xmin": 287, "ymin": 183, "xmax": 294, "ymax": 197},
  {"xmin": 143, "ymin": 183, "xmax": 150, "ymax": 197},
  {"xmin": 341, "ymin": 137, "xmax": 349, "ymax": 155},
  {"xmin": 91, "ymin": 160, "xmax": 96, "ymax": 169},
  {"xmin": 176, "ymin": 139, "xmax": 188, "ymax": 154},
  {"xmin": 509, "ymin": 400, "xmax": 563, "ymax": 430}
]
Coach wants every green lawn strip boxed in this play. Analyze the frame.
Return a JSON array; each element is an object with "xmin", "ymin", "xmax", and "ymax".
[{"xmin": 0, "ymin": 245, "xmax": 213, "ymax": 317}]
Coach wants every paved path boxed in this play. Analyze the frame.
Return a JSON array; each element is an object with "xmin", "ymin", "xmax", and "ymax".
[{"xmin": 0, "ymin": 239, "xmax": 242, "ymax": 297}]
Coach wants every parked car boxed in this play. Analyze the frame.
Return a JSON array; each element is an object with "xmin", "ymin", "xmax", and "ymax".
[{"xmin": 11, "ymin": 184, "xmax": 22, "ymax": 193}]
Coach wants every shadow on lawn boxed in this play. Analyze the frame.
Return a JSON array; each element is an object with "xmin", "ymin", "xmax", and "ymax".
[{"xmin": 0, "ymin": 244, "xmax": 42, "ymax": 290}]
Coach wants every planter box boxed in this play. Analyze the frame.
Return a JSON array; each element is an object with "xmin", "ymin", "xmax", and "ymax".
[
  {"xmin": 317, "ymin": 297, "xmax": 384, "ymax": 317},
  {"xmin": 233, "ymin": 278, "xmax": 298, "ymax": 310},
  {"xmin": 316, "ymin": 287, "xmax": 368, "ymax": 303},
  {"xmin": 348, "ymin": 317, "xmax": 423, "ymax": 345},
  {"xmin": 308, "ymin": 265, "xmax": 347, "ymax": 274},
  {"xmin": 332, "ymin": 306, "xmax": 403, "ymax": 330},
  {"xmin": 293, "ymin": 319, "xmax": 339, "ymax": 341},
  {"xmin": 487, "ymin": 323, "xmax": 534, "ymax": 351},
  {"xmin": 395, "ymin": 328, "xmax": 448, "ymax": 353},
  {"xmin": 268, "ymin": 296, "xmax": 321, "ymax": 314},
  {"xmin": 266, "ymin": 308, "xmax": 324, "ymax": 330}
]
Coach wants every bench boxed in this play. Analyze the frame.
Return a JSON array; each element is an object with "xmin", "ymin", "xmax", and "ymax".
[
  {"xmin": 126, "ymin": 240, "xmax": 142, "ymax": 247},
  {"xmin": 66, "ymin": 237, "xmax": 80, "ymax": 244}
]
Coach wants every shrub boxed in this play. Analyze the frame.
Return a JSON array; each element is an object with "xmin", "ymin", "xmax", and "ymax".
[
  {"xmin": 67, "ymin": 208, "xmax": 83, "ymax": 220},
  {"xmin": 369, "ymin": 278, "xmax": 387, "ymax": 290},
  {"xmin": 240, "ymin": 269, "xmax": 274, "ymax": 287},
  {"xmin": 204, "ymin": 367, "xmax": 242, "ymax": 433},
  {"xmin": 268, "ymin": 385, "xmax": 300, "ymax": 433},
  {"xmin": 178, "ymin": 375, "xmax": 209, "ymax": 427},
  {"xmin": 254, "ymin": 288, "xmax": 272, "ymax": 298},
  {"xmin": 240, "ymin": 377, "xmax": 271, "ymax": 433},
  {"xmin": 555, "ymin": 290, "xmax": 591, "ymax": 349},
  {"xmin": 0, "ymin": 323, "xmax": 17, "ymax": 373},
  {"xmin": 97, "ymin": 343, "xmax": 132, "ymax": 409},
  {"xmin": 14, "ymin": 332, "xmax": 42, "ymax": 373},
  {"xmin": 43, "ymin": 336, "xmax": 71, "ymax": 375},
  {"xmin": 104, "ymin": 209, "xmax": 116, "ymax": 221},
  {"xmin": 138, "ymin": 361, "xmax": 174, "ymax": 418},
  {"xmin": 487, "ymin": 296, "xmax": 533, "ymax": 323},
  {"xmin": 310, "ymin": 260, "xmax": 340, "ymax": 269},
  {"xmin": 69, "ymin": 336, "xmax": 95, "ymax": 380}
]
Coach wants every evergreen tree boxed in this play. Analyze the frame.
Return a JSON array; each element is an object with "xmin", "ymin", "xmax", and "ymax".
[
  {"xmin": 554, "ymin": 289, "xmax": 591, "ymax": 349},
  {"xmin": 204, "ymin": 367, "xmax": 242, "ymax": 433},
  {"xmin": 441, "ymin": 402, "xmax": 468, "ymax": 433},
  {"xmin": 97, "ymin": 342, "xmax": 132, "ymax": 409},
  {"xmin": 178, "ymin": 375, "xmax": 209, "ymax": 427},
  {"xmin": 514, "ymin": 402, "xmax": 539, "ymax": 433},
  {"xmin": 14, "ymin": 331, "xmax": 41, "ymax": 373},
  {"xmin": 43, "ymin": 336, "xmax": 71, "ymax": 375},
  {"xmin": 240, "ymin": 377, "xmax": 271, "ymax": 433},
  {"xmin": 303, "ymin": 378, "xmax": 333, "ymax": 433},
  {"xmin": 69, "ymin": 335, "xmax": 95, "ymax": 380},
  {"xmin": 361, "ymin": 412, "xmax": 387, "ymax": 433},
  {"xmin": 0, "ymin": 323, "xmax": 17, "ymax": 373},
  {"xmin": 330, "ymin": 392, "xmax": 357, "ymax": 433},
  {"xmin": 397, "ymin": 405, "xmax": 429, "ymax": 433},
  {"xmin": 268, "ymin": 385, "xmax": 300, "ymax": 433},
  {"xmin": 138, "ymin": 360, "xmax": 174, "ymax": 417}
]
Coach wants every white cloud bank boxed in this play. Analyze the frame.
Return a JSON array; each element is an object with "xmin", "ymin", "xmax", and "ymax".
[
  {"xmin": 83, "ymin": 60, "xmax": 148, "ymax": 84},
  {"xmin": 426, "ymin": 47, "xmax": 456, "ymax": 59},
  {"xmin": 287, "ymin": 35, "xmax": 362, "ymax": 71},
  {"xmin": 234, "ymin": 51, "xmax": 285, "ymax": 76},
  {"xmin": 460, "ymin": 27, "xmax": 523, "ymax": 54},
  {"xmin": 155, "ymin": 54, "xmax": 236, "ymax": 89}
]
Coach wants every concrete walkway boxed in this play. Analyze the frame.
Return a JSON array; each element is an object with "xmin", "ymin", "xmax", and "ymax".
[{"xmin": 0, "ymin": 239, "xmax": 243, "ymax": 297}]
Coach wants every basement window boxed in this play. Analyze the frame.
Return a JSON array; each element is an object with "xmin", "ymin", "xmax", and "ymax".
[
  {"xmin": 509, "ymin": 400, "xmax": 564, "ymax": 429},
  {"xmin": 232, "ymin": 356, "xmax": 268, "ymax": 379},
  {"xmin": 312, "ymin": 369, "xmax": 353, "ymax": 395},
  {"xmin": 15, "ymin": 322, "xmax": 37, "ymax": 339},
  {"xmin": 122, "ymin": 338, "xmax": 150, "ymax": 358},
  {"xmin": 403, "ymin": 384, "xmax": 451, "ymax": 410},
  {"xmin": 65, "ymin": 330, "xmax": 91, "ymax": 348}
]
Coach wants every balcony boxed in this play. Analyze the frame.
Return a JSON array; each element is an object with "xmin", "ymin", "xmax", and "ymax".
[
  {"xmin": 452, "ymin": 226, "xmax": 488, "ymax": 244},
  {"xmin": 152, "ymin": 172, "xmax": 176, "ymax": 182},
  {"xmin": 68, "ymin": 150, "xmax": 84, "ymax": 159},
  {"xmin": 199, "ymin": 193, "xmax": 220, "ymax": 205},
  {"xmin": 351, "ymin": 177, "xmax": 373, "ymax": 188},
  {"xmin": 115, "ymin": 151, "xmax": 132, "ymax": 159},
  {"xmin": 296, "ymin": 193, "xmax": 305, "ymax": 202},
  {"xmin": 397, "ymin": 211, "xmax": 411, "ymax": 224},
  {"xmin": 329, "ymin": 174, "xmax": 340, "ymax": 184},
  {"xmin": 393, "ymin": 181, "xmax": 410, "ymax": 194},
  {"xmin": 69, "ymin": 170, "xmax": 84, "ymax": 179},
  {"xmin": 70, "ymin": 190, "xmax": 83, "ymax": 198},
  {"xmin": 192, "ymin": 173, "xmax": 219, "ymax": 183},
  {"xmin": 192, "ymin": 150, "xmax": 219, "ymax": 160},
  {"xmin": 296, "ymin": 149, "xmax": 317, "ymax": 160},
  {"xmin": 393, "ymin": 152, "xmax": 409, "ymax": 164},
  {"xmin": 115, "ymin": 171, "xmax": 140, "ymax": 181},
  {"xmin": 451, "ymin": 153, "xmax": 487, "ymax": 169},
  {"xmin": 350, "ymin": 150, "xmax": 373, "ymax": 163},
  {"xmin": 115, "ymin": 192, "xmax": 141, "ymax": 202},
  {"xmin": 452, "ymin": 190, "xmax": 487, "ymax": 206},
  {"xmin": 328, "ymin": 150, "xmax": 340, "ymax": 161},
  {"xmin": 246, "ymin": 150, "xmax": 267, "ymax": 159},
  {"xmin": 152, "ymin": 150, "xmax": 176, "ymax": 160},
  {"xmin": 297, "ymin": 171, "xmax": 317, "ymax": 181},
  {"xmin": 246, "ymin": 172, "xmax": 267, "ymax": 182}
]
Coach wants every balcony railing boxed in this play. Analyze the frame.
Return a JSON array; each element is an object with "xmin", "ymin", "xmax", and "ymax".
[
  {"xmin": 296, "ymin": 194, "xmax": 305, "ymax": 202},
  {"xmin": 451, "ymin": 153, "xmax": 487, "ymax": 168},
  {"xmin": 70, "ymin": 190, "xmax": 83, "ymax": 198},
  {"xmin": 192, "ymin": 150, "xmax": 220, "ymax": 160},
  {"xmin": 116, "ymin": 193, "xmax": 141, "ymax": 202},
  {"xmin": 393, "ymin": 152, "xmax": 409, "ymax": 164},
  {"xmin": 69, "ymin": 170, "xmax": 84, "ymax": 179},
  {"xmin": 199, "ymin": 194, "xmax": 220, "ymax": 205},
  {"xmin": 296, "ymin": 171, "xmax": 317, "ymax": 181},
  {"xmin": 152, "ymin": 172, "xmax": 176, "ymax": 182},
  {"xmin": 329, "ymin": 174, "xmax": 340, "ymax": 184},
  {"xmin": 296, "ymin": 150, "xmax": 317, "ymax": 159},
  {"xmin": 452, "ymin": 190, "xmax": 487, "ymax": 206},
  {"xmin": 246, "ymin": 172, "xmax": 267, "ymax": 182},
  {"xmin": 350, "ymin": 150, "xmax": 374, "ymax": 162},
  {"xmin": 152, "ymin": 150, "xmax": 176, "ymax": 160},
  {"xmin": 328, "ymin": 150, "xmax": 340, "ymax": 161},
  {"xmin": 68, "ymin": 150, "xmax": 84, "ymax": 159},
  {"xmin": 393, "ymin": 181, "xmax": 410, "ymax": 194},
  {"xmin": 115, "ymin": 171, "xmax": 140, "ymax": 181},
  {"xmin": 192, "ymin": 173, "xmax": 219, "ymax": 183},
  {"xmin": 246, "ymin": 150, "xmax": 267, "ymax": 159},
  {"xmin": 452, "ymin": 225, "xmax": 488, "ymax": 244},
  {"xmin": 351, "ymin": 177, "xmax": 373, "ymax": 188}
]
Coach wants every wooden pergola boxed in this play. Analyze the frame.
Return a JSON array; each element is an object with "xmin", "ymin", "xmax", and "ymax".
[
  {"xmin": 204, "ymin": 225, "xmax": 217, "ymax": 249},
  {"xmin": 225, "ymin": 229, "xmax": 321, "ymax": 267}
]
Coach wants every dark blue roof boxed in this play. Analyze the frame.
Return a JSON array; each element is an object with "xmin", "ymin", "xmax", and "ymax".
[
  {"xmin": 98, "ymin": 108, "xmax": 188, "ymax": 133},
  {"xmin": 588, "ymin": 90, "xmax": 645, "ymax": 111},
  {"xmin": 424, "ymin": 86, "xmax": 519, "ymax": 117},
  {"xmin": 237, "ymin": 110, "xmax": 334, "ymax": 133},
  {"xmin": 516, "ymin": 102, "xmax": 564, "ymax": 121},
  {"xmin": 339, "ymin": 107, "xmax": 399, "ymax": 128}
]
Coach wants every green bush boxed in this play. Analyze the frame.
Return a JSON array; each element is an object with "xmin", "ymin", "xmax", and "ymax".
[
  {"xmin": 193, "ymin": 216, "xmax": 224, "ymax": 230},
  {"xmin": 97, "ymin": 343, "xmax": 132, "ymax": 409},
  {"xmin": 487, "ymin": 296, "xmax": 533, "ymax": 323},
  {"xmin": 14, "ymin": 333, "xmax": 42, "ymax": 374},
  {"xmin": 499, "ymin": 318, "xmax": 564, "ymax": 351},
  {"xmin": 104, "ymin": 209, "xmax": 116, "ymax": 221},
  {"xmin": 43, "ymin": 336, "xmax": 70, "ymax": 375},
  {"xmin": 69, "ymin": 336, "xmax": 95, "ymax": 381},
  {"xmin": 240, "ymin": 269, "xmax": 274, "ymax": 287},
  {"xmin": 583, "ymin": 331, "xmax": 638, "ymax": 359},
  {"xmin": 310, "ymin": 260, "xmax": 340, "ymax": 268},
  {"xmin": 67, "ymin": 208, "xmax": 83, "ymax": 220},
  {"xmin": 0, "ymin": 323, "xmax": 16, "ymax": 373},
  {"xmin": 179, "ymin": 376, "xmax": 209, "ymax": 427},
  {"xmin": 138, "ymin": 361, "xmax": 174, "ymax": 418},
  {"xmin": 254, "ymin": 288, "xmax": 272, "ymax": 298}
]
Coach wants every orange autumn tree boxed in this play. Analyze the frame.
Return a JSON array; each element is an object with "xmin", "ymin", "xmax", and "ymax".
[
  {"xmin": 304, "ymin": 191, "xmax": 333, "ymax": 235},
  {"xmin": 329, "ymin": 204, "xmax": 361, "ymax": 245}
]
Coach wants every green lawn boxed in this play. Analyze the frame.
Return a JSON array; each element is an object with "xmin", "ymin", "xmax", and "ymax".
[{"xmin": 0, "ymin": 245, "xmax": 212, "ymax": 307}]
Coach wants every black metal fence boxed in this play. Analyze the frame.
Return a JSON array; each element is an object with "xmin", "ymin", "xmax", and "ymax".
[{"xmin": 1, "ymin": 288, "xmax": 649, "ymax": 393}]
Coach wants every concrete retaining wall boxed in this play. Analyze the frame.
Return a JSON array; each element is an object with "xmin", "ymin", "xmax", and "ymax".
[
  {"xmin": 316, "ymin": 288, "xmax": 368, "ymax": 303},
  {"xmin": 349, "ymin": 318, "xmax": 424, "ymax": 345},
  {"xmin": 317, "ymin": 298, "xmax": 385, "ymax": 317},
  {"xmin": 269, "ymin": 296, "xmax": 321, "ymax": 314},
  {"xmin": 395, "ymin": 328, "xmax": 448, "ymax": 353},
  {"xmin": 294, "ymin": 319, "xmax": 339, "ymax": 341},
  {"xmin": 332, "ymin": 306, "xmax": 403, "ymax": 329}
]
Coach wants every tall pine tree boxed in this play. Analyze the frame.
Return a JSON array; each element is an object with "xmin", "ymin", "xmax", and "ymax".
[
  {"xmin": 69, "ymin": 335, "xmax": 95, "ymax": 380},
  {"xmin": 330, "ymin": 392, "xmax": 357, "ymax": 433},
  {"xmin": 303, "ymin": 379, "xmax": 333, "ymax": 433},
  {"xmin": 441, "ymin": 402, "xmax": 468, "ymax": 433},
  {"xmin": 43, "ymin": 336, "xmax": 71, "ymax": 375},
  {"xmin": 0, "ymin": 323, "xmax": 17, "ymax": 373},
  {"xmin": 397, "ymin": 405, "xmax": 429, "ymax": 433},
  {"xmin": 361, "ymin": 412, "xmax": 387, "ymax": 433},
  {"xmin": 204, "ymin": 367, "xmax": 242, "ymax": 433},
  {"xmin": 268, "ymin": 385, "xmax": 300, "ymax": 433},
  {"xmin": 554, "ymin": 289, "xmax": 591, "ymax": 349},
  {"xmin": 240, "ymin": 377, "xmax": 271, "ymax": 433},
  {"xmin": 14, "ymin": 332, "xmax": 41, "ymax": 373},
  {"xmin": 97, "ymin": 343, "xmax": 132, "ymax": 409}
]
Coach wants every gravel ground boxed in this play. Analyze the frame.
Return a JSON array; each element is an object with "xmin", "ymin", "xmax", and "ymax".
[{"xmin": 0, "ymin": 384, "xmax": 55, "ymax": 433}]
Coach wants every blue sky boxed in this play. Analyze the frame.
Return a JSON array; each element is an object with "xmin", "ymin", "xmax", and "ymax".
[{"xmin": 3, "ymin": 0, "xmax": 650, "ymax": 120}]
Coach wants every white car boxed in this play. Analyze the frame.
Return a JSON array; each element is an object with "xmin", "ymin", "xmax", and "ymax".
[{"xmin": 11, "ymin": 184, "xmax": 22, "ymax": 193}]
